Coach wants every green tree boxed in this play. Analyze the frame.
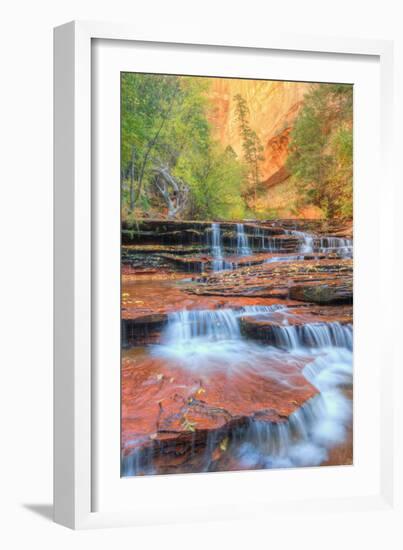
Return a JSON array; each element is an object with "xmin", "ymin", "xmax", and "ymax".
[
  {"xmin": 121, "ymin": 74, "xmax": 181, "ymax": 211},
  {"xmin": 286, "ymin": 84, "xmax": 353, "ymax": 218},
  {"xmin": 176, "ymin": 144, "xmax": 246, "ymax": 219},
  {"xmin": 121, "ymin": 73, "xmax": 247, "ymax": 220},
  {"xmin": 234, "ymin": 94, "xmax": 264, "ymax": 207}
]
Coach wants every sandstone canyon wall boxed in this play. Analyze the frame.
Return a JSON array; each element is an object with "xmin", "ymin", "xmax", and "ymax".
[{"xmin": 207, "ymin": 78, "xmax": 322, "ymax": 217}]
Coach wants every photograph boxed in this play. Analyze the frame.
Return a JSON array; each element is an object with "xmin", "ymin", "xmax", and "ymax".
[
  {"xmin": 120, "ymin": 73, "xmax": 353, "ymax": 477},
  {"xmin": 1, "ymin": 0, "xmax": 397, "ymax": 541}
]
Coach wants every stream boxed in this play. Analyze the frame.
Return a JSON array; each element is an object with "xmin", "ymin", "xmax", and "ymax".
[{"xmin": 121, "ymin": 220, "xmax": 353, "ymax": 476}]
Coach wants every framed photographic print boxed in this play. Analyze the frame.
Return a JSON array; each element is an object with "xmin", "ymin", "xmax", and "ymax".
[{"xmin": 54, "ymin": 21, "xmax": 396, "ymax": 529}]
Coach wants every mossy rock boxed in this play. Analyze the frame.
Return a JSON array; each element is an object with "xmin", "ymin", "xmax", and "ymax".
[{"xmin": 289, "ymin": 283, "xmax": 352, "ymax": 304}]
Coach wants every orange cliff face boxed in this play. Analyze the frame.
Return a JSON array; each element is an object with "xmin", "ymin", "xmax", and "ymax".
[
  {"xmin": 206, "ymin": 78, "xmax": 323, "ymax": 218},
  {"xmin": 207, "ymin": 78, "xmax": 312, "ymax": 186}
]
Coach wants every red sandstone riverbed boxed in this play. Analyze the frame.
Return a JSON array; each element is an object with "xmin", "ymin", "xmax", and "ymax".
[
  {"xmin": 121, "ymin": 220, "xmax": 353, "ymax": 475},
  {"xmin": 122, "ymin": 275, "xmax": 353, "ymax": 472},
  {"xmin": 121, "ymin": 266, "xmax": 307, "ymax": 320}
]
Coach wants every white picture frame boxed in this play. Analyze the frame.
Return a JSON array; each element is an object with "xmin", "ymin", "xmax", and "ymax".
[{"xmin": 54, "ymin": 20, "xmax": 396, "ymax": 530}]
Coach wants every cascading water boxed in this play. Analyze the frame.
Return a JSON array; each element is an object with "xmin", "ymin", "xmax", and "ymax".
[
  {"xmin": 122, "ymin": 218, "xmax": 353, "ymax": 477},
  {"xmin": 253, "ymin": 226, "xmax": 267, "ymax": 250},
  {"xmin": 265, "ymin": 320, "xmax": 353, "ymax": 351},
  {"xmin": 209, "ymin": 222, "xmax": 288, "ymax": 271},
  {"xmin": 287, "ymin": 229, "xmax": 353, "ymax": 258},
  {"xmin": 163, "ymin": 304, "xmax": 286, "ymax": 342},
  {"xmin": 123, "ymin": 305, "xmax": 353, "ymax": 473},
  {"xmin": 300, "ymin": 233, "xmax": 314, "ymax": 253},
  {"xmin": 210, "ymin": 222, "xmax": 225, "ymax": 271},
  {"xmin": 317, "ymin": 236, "xmax": 353, "ymax": 258},
  {"xmin": 207, "ymin": 223, "xmax": 346, "ymax": 271},
  {"xmin": 236, "ymin": 223, "xmax": 252, "ymax": 255},
  {"xmin": 156, "ymin": 305, "xmax": 285, "ymax": 362},
  {"xmin": 252, "ymin": 226, "xmax": 282, "ymax": 252},
  {"xmin": 235, "ymin": 343, "xmax": 353, "ymax": 469},
  {"xmin": 287, "ymin": 229, "xmax": 314, "ymax": 253},
  {"xmin": 209, "ymin": 222, "xmax": 253, "ymax": 271},
  {"xmin": 164, "ymin": 308, "xmax": 242, "ymax": 342},
  {"xmin": 265, "ymin": 254, "xmax": 305, "ymax": 264}
]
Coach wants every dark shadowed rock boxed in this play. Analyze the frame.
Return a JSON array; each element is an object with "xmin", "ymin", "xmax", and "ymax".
[
  {"xmin": 289, "ymin": 282, "xmax": 352, "ymax": 304},
  {"xmin": 122, "ymin": 314, "xmax": 168, "ymax": 346}
]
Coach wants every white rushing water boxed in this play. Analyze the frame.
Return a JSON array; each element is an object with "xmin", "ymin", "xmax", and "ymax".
[
  {"xmin": 236, "ymin": 223, "xmax": 252, "ymax": 256},
  {"xmin": 210, "ymin": 222, "xmax": 252, "ymax": 271},
  {"xmin": 289, "ymin": 229, "xmax": 314, "ymax": 253},
  {"xmin": 265, "ymin": 254, "xmax": 305, "ymax": 264},
  {"xmin": 287, "ymin": 228, "xmax": 353, "ymax": 258},
  {"xmin": 236, "ymin": 345, "xmax": 352, "ymax": 469},
  {"xmin": 317, "ymin": 236, "xmax": 353, "ymax": 258},
  {"xmin": 122, "ymin": 222, "xmax": 354, "ymax": 476},
  {"xmin": 266, "ymin": 320, "xmax": 353, "ymax": 351},
  {"xmin": 208, "ymin": 223, "xmax": 326, "ymax": 270},
  {"xmin": 142, "ymin": 306, "xmax": 353, "ymax": 472},
  {"xmin": 161, "ymin": 305, "xmax": 284, "ymax": 347},
  {"xmin": 210, "ymin": 222, "xmax": 225, "ymax": 271}
]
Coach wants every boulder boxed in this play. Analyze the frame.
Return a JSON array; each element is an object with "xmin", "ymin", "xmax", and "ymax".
[{"xmin": 289, "ymin": 281, "xmax": 352, "ymax": 304}]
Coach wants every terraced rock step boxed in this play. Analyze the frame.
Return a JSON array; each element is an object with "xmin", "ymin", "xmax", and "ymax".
[
  {"xmin": 263, "ymin": 219, "xmax": 353, "ymax": 239},
  {"xmin": 158, "ymin": 251, "xmax": 284, "ymax": 273},
  {"xmin": 240, "ymin": 306, "xmax": 352, "ymax": 347},
  {"xmin": 122, "ymin": 314, "xmax": 168, "ymax": 346},
  {"xmin": 186, "ymin": 258, "xmax": 352, "ymax": 303},
  {"xmin": 122, "ymin": 219, "xmax": 285, "ymax": 235},
  {"xmin": 121, "ymin": 218, "xmax": 354, "ymax": 474},
  {"xmin": 122, "ymin": 219, "xmax": 291, "ymax": 248},
  {"xmin": 121, "ymin": 351, "xmax": 318, "ymax": 475},
  {"xmin": 122, "ymin": 244, "xmax": 210, "ymax": 256}
]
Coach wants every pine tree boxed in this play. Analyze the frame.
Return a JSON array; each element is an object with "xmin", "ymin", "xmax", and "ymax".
[{"xmin": 234, "ymin": 94, "xmax": 264, "ymax": 206}]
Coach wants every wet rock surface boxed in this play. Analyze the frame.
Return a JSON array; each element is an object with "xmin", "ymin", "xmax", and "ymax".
[
  {"xmin": 121, "ymin": 350, "xmax": 318, "ymax": 474},
  {"xmin": 263, "ymin": 218, "xmax": 353, "ymax": 239},
  {"xmin": 186, "ymin": 259, "xmax": 352, "ymax": 302},
  {"xmin": 121, "ymin": 219, "xmax": 353, "ymax": 474},
  {"xmin": 240, "ymin": 305, "xmax": 352, "ymax": 340}
]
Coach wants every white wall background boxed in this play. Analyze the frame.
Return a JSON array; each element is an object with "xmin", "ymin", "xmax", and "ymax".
[{"xmin": 0, "ymin": 0, "xmax": 401, "ymax": 547}]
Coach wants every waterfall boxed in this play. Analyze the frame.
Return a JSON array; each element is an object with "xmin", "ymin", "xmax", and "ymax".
[
  {"xmin": 154, "ymin": 306, "xmax": 352, "ymax": 359},
  {"xmin": 208, "ymin": 222, "xmax": 303, "ymax": 267},
  {"xmin": 253, "ymin": 226, "xmax": 273, "ymax": 251},
  {"xmin": 164, "ymin": 308, "xmax": 242, "ymax": 342},
  {"xmin": 210, "ymin": 223, "xmax": 224, "ymax": 271},
  {"xmin": 162, "ymin": 305, "xmax": 285, "ymax": 345},
  {"xmin": 267, "ymin": 322, "xmax": 353, "ymax": 351},
  {"xmin": 265, "ymin": 254, "xmax": 305, "ymax": 263},
  {"xmin": 287, "ymin": 229, "xmax": 353, "ymax": 258},
  {"xmin": 251, "ymin": 226, "xmax": 294, "ymax": 253},
  {"xmin": 236, "ymin": 223, "xmax": 251, "ymax": 255},
  {"xmin": 238, "ymin": 304, "xmax": 285, "ymax": 315},
  {"xmin": 288, "ymin": 229, "xmax": 314, "ymax": 253},
  {"xmin": 254, "ymin": 227, "xmax": 266, "ymax": 250},
  {"xmin": 302, "ymin": 322, "xmax": 352, "ymax": 349},
  {"xmin": 124, "ymin": 304, "xmax": 353, "ymax": 475},
  {"xmin": 122, "ymin": 219, "xmax": 354, "ymax": 477},
  {"xmin": 300, "ymin": 233, "xmax": 314, "ymax": 253},
  {"xmin": 317, "ymin": 236, "xmax": 353, "ymax": 258},
  {"xmin": 235, "ymin": 344, "xmax": 352, "ymax": 469}
]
